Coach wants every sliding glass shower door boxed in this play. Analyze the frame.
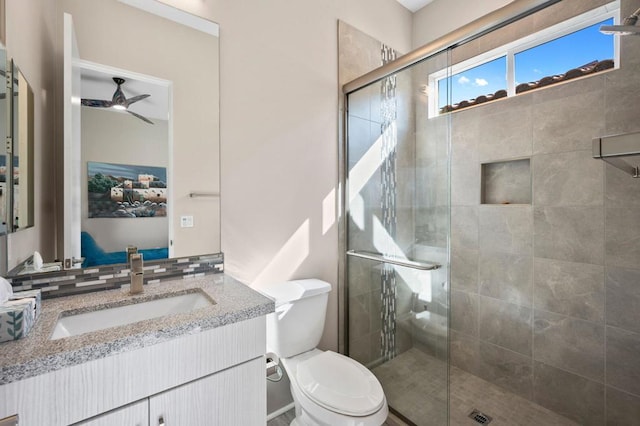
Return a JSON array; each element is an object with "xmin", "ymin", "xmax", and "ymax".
[{"xmin": 345, "ymin": 50, "xmax": 451, "ymax": 425}]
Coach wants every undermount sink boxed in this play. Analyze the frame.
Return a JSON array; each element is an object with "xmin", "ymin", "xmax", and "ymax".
[{"xmin": 50, "ymin": 290, "xmax": 214, "ymax": 340}]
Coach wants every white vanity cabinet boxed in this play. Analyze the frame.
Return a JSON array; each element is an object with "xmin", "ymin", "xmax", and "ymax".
[
  {"xmin": 0, "ymin": 315, "xmax": 267, "ymax": 426},
  {"xmin": 76, "ymin": 357, "xmax": 264, "ymax": 426},
  {"xmin": 74, "ymin": 400, "xmax": 148, "ymax": 426},
  {"xmin": 148, "ymin": 357, "xmax": 264, "ymax": 426}
]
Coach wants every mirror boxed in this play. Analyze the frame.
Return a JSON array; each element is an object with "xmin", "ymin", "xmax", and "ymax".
[
  {"xmin": 60, "ymin": 0, "xmax": 220, "ymax": 268},
  {"xmin": 11, "ymin": 62, "xmax": 35, "ymax": 232},
  {"xmin": 0, "ymin": 46, "xmax": 7, "ymax": 236}
]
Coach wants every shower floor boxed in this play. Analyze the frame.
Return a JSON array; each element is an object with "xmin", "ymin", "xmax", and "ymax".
[{"xmin": 373, "ymin": 348, "xmax": 579, "ymax": 426}]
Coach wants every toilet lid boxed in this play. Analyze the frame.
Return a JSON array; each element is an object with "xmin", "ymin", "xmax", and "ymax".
[{"xmin": 296, "ymin": 351, "xmax": 385, "ymax": 416}]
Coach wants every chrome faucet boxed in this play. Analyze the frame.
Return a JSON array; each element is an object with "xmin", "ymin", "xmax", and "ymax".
[{"xmin": 129, "ymin": 253, "xmax": 144, "ymax": 294}]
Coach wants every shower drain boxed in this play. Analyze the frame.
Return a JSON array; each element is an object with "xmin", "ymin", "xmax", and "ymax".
[{"xmin": 468, "ymin": 409, "xmax": 493, "ymax": 424}]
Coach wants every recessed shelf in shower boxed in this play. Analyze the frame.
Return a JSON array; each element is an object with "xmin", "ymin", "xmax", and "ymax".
[{"xmin": 481, "ymin": 158, "xmax": 531, "ymax": 205}]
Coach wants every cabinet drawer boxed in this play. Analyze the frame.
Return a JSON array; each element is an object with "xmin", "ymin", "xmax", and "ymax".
[{"xmin": 73, "ymin": 400, "xmax": 148, "ymax": 426}]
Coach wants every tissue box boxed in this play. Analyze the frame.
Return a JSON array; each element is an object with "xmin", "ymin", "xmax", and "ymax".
[{"xmin": 0, "ymin": 289, "xmax": 41, "ymax": 343}]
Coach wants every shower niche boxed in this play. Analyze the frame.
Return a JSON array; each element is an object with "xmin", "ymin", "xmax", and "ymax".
[{"xmin": 481, "ymin": 158, "xmax": 531, "ymax": 205}]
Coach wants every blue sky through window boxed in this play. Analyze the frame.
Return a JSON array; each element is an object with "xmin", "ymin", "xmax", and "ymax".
[
  {"xmin": 438, "ymin": 56, "xmax": 507, "ymax": 109},
  {"xmin": 437, "ymin": 17, "xmax": 614, "ymax": 110},
  {"xmin": 515, "ymin": 18, "xmax": 614, "ymax": 84}
]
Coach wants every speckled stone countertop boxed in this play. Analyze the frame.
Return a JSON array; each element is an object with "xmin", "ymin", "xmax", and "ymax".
[{"xmin": 0, "ymin": 274, "xmax": 274, "ymax": 386}]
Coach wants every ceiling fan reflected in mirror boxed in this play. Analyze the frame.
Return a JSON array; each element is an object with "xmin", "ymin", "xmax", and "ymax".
[{"xmin": 81, "ymin": 77, "xmax": 154, "ymax": 124}]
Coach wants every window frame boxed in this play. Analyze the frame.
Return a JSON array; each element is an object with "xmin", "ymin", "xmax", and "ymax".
[{"xmin": 428, "ymin": 1, "xmax": 620, "ymax": 118}]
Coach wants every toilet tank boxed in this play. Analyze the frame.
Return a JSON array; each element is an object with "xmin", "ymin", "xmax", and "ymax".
[{"xmin": 259, "ymin": 279, "xmax": 331, "ymax": 358}]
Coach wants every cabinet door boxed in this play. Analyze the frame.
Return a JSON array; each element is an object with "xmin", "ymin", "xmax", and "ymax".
[
  {"xmin": 149, "ymin": 357, "xmax": 265, "ymax": 426},
  {"xmin": 72, "ymin": 400, "xmax": 148, "ymax": 426}
]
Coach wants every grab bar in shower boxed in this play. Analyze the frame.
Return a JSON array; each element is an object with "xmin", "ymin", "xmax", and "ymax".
[{"xmin": 346, "ymin": 250, "xmax": 441, "ymax": 271}]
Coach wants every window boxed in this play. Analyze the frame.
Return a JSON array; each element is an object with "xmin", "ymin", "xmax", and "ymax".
[
  {"xmin": 429, "ymin": 3, "xmax": 619, "ymax": 116},
  {"xmin": 438, "ymin": 56, "xmax": 507, "ymax": 112}
]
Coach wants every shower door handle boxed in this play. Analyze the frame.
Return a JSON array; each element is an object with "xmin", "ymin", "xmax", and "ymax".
[{"xmin": 346, "ymin": 250, "xmax": 441, "ymax": 270}]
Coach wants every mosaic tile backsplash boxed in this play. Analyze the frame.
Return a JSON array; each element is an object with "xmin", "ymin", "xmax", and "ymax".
[{"xmin": 6, "ymin": 253, "xmax": 224, "ymax": 299}]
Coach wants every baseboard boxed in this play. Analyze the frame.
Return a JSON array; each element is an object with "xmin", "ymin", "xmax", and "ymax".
[
  {"xmin": 386, "ymin": 410, "xmax": 410, "ymax": 426},
  {"xmin": 266, "ymin": 402, "xmax": 296, "ymax": 421}
]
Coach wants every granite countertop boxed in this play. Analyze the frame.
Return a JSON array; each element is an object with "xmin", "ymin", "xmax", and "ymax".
[{"xmin": 0, "ymin": 274, "xmax": 274, "ymax": 386}]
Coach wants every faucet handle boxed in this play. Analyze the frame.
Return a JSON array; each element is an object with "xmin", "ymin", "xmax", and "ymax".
[
  {"xmin": 129, "ymin": 253, "xmax": 144, "ymax": 295},
  {"xmin": 130, "ymin": 253, "xmax": 144, "ymax": 273}
]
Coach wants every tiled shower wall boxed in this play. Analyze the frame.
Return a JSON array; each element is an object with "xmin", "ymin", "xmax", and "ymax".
[
  {"xmin": 448, "ymin": 0, "xmax": 640, "ymax": 424},
  {"xmin": 340, "ymin": 21, "xmax": 419, "ymax": 366}
]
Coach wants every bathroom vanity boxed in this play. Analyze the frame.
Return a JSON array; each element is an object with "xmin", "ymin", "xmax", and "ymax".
[{"xmin": 0, "ymin": 274, "xmax": 274, "ymax": 425}]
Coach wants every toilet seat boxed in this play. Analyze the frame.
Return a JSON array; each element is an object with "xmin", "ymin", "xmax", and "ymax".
[{"xmin": 296, "ymin": 351, "xmax": 385, "ymax": 416}]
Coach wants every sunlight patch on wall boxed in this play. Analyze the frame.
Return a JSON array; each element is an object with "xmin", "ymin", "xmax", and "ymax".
[
  {"xmin": 322, "ymin": 188, "xmax": 335, "ymax": 235},
  {"xmin": 253, "ymin": 219, "xmax": 310, "ymax": 287},
  {"xmin": 348, "ymin": 123, "xmax": 397, "ymax": 204}
]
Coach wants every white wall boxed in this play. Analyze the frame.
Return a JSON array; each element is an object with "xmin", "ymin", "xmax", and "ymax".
[
  {"xmin": 81, "ymin": 108, "xmax": 169, "ymax": 253},
  {"xmin": 157, "ymin": 0, "xmax": 412, "ymax": 351},
  {"xmin": 412, "ymin": 0, "xmax": 512, "ymax": 47},
  {"xmin": 5, "ymin": 0, "xmax": 56, "ymax": 268}
]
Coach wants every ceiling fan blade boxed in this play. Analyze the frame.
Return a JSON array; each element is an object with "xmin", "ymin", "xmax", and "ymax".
[
  {"xmin": 127, "ymin": 110, "xmax": 154, "ymax": 125},
  {"xmin": 126, "ymin": 94, "xmax": 151, "ymax": 107},
  {"xmin": 81, "ymin": 99, "xmax": 113, "ymax": 108}
]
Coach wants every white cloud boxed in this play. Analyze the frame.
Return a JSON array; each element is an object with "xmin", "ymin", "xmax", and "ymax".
[
  {"xmin": 457, "ymin": 76, "xmax": 470, "ymax": 84},
  {"xmin": 474, "ymin": 78, "xmax": 489, "ymax": 87}
]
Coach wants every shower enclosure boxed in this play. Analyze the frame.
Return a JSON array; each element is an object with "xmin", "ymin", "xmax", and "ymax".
[
  {"xmin": 343, "ymin": 47, "xmax": 452, "ymax": 425},
  {"xmin": 342, "ymin": 0, "xmax": 640, "ymax": 424}
]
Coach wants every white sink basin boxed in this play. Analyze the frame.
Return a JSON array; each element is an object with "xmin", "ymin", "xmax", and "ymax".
[{"xmin": 50, "ymin": 291, "xmax": 214, "ymax": 340}]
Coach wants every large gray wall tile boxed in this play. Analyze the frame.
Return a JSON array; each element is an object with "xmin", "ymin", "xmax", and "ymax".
[
  {"xmin": 451, "ymin": 247, "xmax": 478, "ymax": 293},
  {"xmin": 533, "ymin": 361, "xmax": 605, "ymax": 426},
  {"xmin": 605, "ymin": 162, "xmax": 640, "ymax": 208},
  {"xmin": 479, "ymin": 205, "xmax": 532, "ymax": 256},
  {"xmin": 532, "ymin": 77, "xmax": 605, "ymax": 154},
  {"xmin": 477, "ymin": 97, "xmax": 533, "ymax": 162},
  {"xmin": 451, "ymin": 206, "xmax": 478, "ymax": 250},
  {"xmin": 605, "ymin": 207, "xmax": 640, "ymax": 269},
  {"xmin": 450, "ymin": 330, "xmax": 480, "ymax": 375},
  {"xmin": 606, "ymin": 326, "xmax": 640, "ymax": 396},
  {"xmin": 534, "ymin": 258, "xmax": 604, "ymax": 323},
  {"xmin": 479, "ymin": 296, "xmax": 532, "ymax": 356},
  {"xmin": 348, "ymin": 293, "xmax": 371, "ymax": 337},
  {"xmin": 606, "ymin": 387, "xmax": 640, "ymax": 426},
  {"xmin": 531, "ymin": 0, "xmax": 609, "ymax": 35},
  {"xmin": 338, "ymin": 21, "xmax": 384, "ymax": 86},
  {"xmin": 347, "ymin": 115, "xmax": 372, "ymax": 168},
  {"xmin": 534, "ymin": 206, "xmax": 604, "ymax": 265},
  {"xmin": 605, "ymin": 70, "xmax": 640, "ymax": 135},
  {"xmin": 451, "ymin": 113, "xmax": 479, "ymax": 165},
  {"xmin": 451, "ymin": 160, "xmax": 480, "ymax": 206},
  {"xmin": 533, "ymin": 310, "xmax": 605, "ymax": 382},
  {"xmin": 479, "ymin": 251, "xmax": 532, "ymax": 306},
  {"xmin": 476, "ymin": 341, "xmax": 533, "ymax": 400},
  {"xmin": 451, "ymin": 290, "xmax": 478, "ymax": 336},
  {"xmin": 606, "ymin": 266, "xmax": 640, "ymax": 334},
  {"xmin": 349, "ymin": 333, "xmax": 373, "ymax": 366},
  {"xmin": 532, "ymin": 151, "xmax": 604, "ymax": 207}
]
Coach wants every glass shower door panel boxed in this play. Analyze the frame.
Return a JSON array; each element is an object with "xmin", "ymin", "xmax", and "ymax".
[{"xmin": 346, "ymin": 50, "xmax": 450, "ymax": 425}]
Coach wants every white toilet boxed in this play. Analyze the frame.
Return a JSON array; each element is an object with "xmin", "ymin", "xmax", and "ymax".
[{"xmin": 261, "ymin": 279, "xmax": 388, "ymax": 426}]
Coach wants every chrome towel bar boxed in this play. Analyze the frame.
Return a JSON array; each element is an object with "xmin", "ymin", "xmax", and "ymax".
[
  {"xmin": 189, "ymin": 192, "xmax": 220, "ymax": 198},
  {"xmin": 346, "ymin": 250, "xmax": 441, "ymax": 271}
]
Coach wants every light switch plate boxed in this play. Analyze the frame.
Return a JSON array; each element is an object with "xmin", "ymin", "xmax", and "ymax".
[{"xmin": 180, "ymin": 215, "xmax": 194, "ymax": 228}]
